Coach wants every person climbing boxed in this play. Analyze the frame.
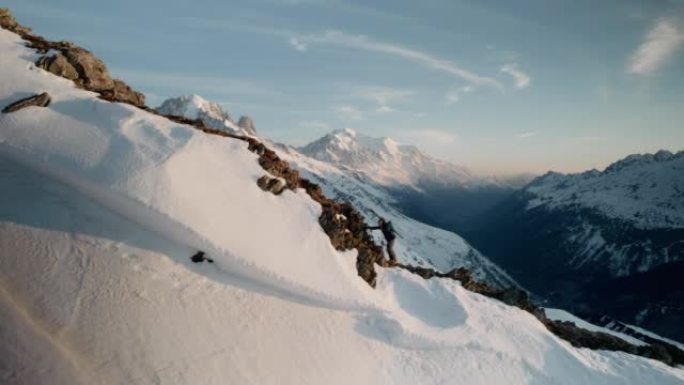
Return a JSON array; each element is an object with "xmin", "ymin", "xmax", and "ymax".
[{"xmin": 365, "ymin": 218, "xmax": 397, "ymax": 263}]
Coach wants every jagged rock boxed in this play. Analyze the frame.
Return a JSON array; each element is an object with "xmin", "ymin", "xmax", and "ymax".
[
  {"xmin": 36, "ymin": 53, "xmax": 79, "ymax": 80},
  {"xmin": 0, "ymin": 8, "xmax": 31, "ymax": 36},
  {"xmin": 100, "ymin": 79, "xmax": 146, "ymax": 107},
  {"xmin": 250, "ymin": 139, "xmax": 300, "ymax": 189},
  {"xmin": 247, "ymin": 139, "xmax": 267, "ymax": 156},
  {"xmin": 494, "ymin": 287, "xmax": 534, "ymax": 311},
  {"xmin": 257, "ymin": 175, "xmax": 287, "ymax": 195},
  {"xmin": 2, "ymin": 92, "xmax": 51, "ymax": 113},
  {"xmin": 35, "ymin": 50, "xmax": 144, "ymax": 107},
  {"xmin": 63, "ymin": 47, "xmax": 115, "ymax": 91},
  {"xmin": 238, "ymin": 115, "xmax": 257, "ymax": 135}
]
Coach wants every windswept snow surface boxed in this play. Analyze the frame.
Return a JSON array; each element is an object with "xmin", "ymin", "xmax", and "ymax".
[{"xmin": 1, "ymin": 28, "xmax": 684, "ymax": 384}]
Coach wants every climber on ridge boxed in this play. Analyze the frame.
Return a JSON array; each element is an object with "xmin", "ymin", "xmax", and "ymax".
[{"xmin": 365, "ymin": 218, "xmax": 397, "ymax": 263}]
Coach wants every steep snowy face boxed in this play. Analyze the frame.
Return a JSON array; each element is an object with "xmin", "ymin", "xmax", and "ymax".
[
  {"xmin": 299, "ymin": 128, "xmax": 473, "ymax": 187},
  {"xmin": 274, "ymin": 143, "xmax": 517, "ymax": 289},
  {"xmin": 526, "ymin": 150, "xmax": 684, "ymax": 230},
  {"xmin": 156, "ymin": 95, "xmax": 256, "ymax": 136}
]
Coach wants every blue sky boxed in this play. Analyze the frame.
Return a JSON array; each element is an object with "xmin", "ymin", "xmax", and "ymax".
[{"xmin": 6, "ymin": 0, "xmax": 684, "ymax": 175}]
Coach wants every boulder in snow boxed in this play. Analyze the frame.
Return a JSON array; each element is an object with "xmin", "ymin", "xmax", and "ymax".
[
  {"xmin": 2, "ymin": 92, "xmax": 51, "ymax": 113},
  {"xmin": 257, "ymin": 175, "xmax": 287, "ymax": 195},
  {"xmin": 36, "ymin": 53, "xmax": 79, "ymax": 80},
  {"xmin": 100, "ymin": 79, "xmax": 146, "ymax": 107},
  {"xmin": 63, "ymin": 47, "xmax": 115, "ymax": 91}
]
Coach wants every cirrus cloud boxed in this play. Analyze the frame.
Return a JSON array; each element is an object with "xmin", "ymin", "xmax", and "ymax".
[
  {"xmin": 295, "ymin": 30, "xmax": 502, "ymax": 89},
  {"xmin": 500, "ymin": 64, "xmax": 531, "ymax": 89},
  {"xmin": 627, "ymin": 18, "xmax": 684, "ymax": 75}
]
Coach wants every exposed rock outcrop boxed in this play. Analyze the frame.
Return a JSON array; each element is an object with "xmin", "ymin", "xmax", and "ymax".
[
  {"xmin": 4, "ymin": 8, "xmax": 684, "ymax": 367},
  {"xmin": 36, "ymin": 54, "xmax": 78, "ymax": 80},
  {"xmin": 0, "ymin": 9, "xmax": 144, "ymax": 107},
  {"xmin": 238, "ymin": 115, "xmax": 257, "ymax": 135},
  {"xmin": 100, "ymin": 79, "xmax": 146, "ymax": 107},
  {"xmin": 190, "ymin": 251, "xmax": 214, "ymax": 263},
  {"xmin": 0, "ymin": 8, "xmax": 31, "ymax": 36},
  {"xmin": 257, "ymin": 175, "xmax": 287, "ymax": 195},
  {"xmin": 2, "ymin": 92, "xmax": 51, "ymax": 113},
  {"xmin": 61, "ymin": 47, "xmax": 114, "ymax": 91}
]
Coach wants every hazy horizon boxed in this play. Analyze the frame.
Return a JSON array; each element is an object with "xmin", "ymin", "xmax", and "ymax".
[{"xmin": 5, "ymin": 0, "xmax": 684, "ymax": 175}]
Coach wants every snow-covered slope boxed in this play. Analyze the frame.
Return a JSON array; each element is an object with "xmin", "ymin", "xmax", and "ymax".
[
  {"xmin": 156, "ymin": 94, "xmax": 257, "ymax": 136},
  {"xmin": 275, "ymin": 143, "xmax": 516, "ymax": 288},
  {"xmin": 527, "ymin": 150, "xmax": 684, "ymax": 230},
  {"xmin": 156, "ymin": 94, "xmax": 514, "ymax": 287},
  {"xmin": 2, "ymin": 24, "xmax": 684, "ymax": 385},
  {"xmin": 299, "ymin": 128, "xmax": 474, "ymax": 187}
]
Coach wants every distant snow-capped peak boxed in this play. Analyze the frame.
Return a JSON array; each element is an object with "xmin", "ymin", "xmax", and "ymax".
[
  {"xmin": 156, "ymin": 94, "xmax": 257, "ymax": 136},
  {"xmin": 298, "ymin": 128, "xmax": 473, "ymax": 187},
  {"xmin": 525, "ymin": 150, "xmax": 684, "ymax": 229}
]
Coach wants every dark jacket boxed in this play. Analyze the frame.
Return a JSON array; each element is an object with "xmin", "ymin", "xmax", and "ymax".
[{"xmin": 366, "ymin": 221, "xmax": 396, "ymax": 241}]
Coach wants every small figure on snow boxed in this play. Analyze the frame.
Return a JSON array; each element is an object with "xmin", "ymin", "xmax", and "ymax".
[{"xmin": 365, "ymin": 218, "xmax": 397, "ymax": 263}]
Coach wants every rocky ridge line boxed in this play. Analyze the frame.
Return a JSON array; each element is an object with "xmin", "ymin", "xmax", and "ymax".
[{"xmin": 2, "ymin": 8, "xmax": 683, "ymax": 367}]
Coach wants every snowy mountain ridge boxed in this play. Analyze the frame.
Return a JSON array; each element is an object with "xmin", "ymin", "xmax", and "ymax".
[
  {"xmin": 1, "ymin": 12, "xmax": 684, "ymax": 384},
  {"xmin": 156, "ymin": 94, "xmax": 257, "ymax": 136},
  {"xmin": 274, "ymin": 142, "xmax": 516, "ymax": 287},
  {"xmin": 159, "ymin": 96, "xmax": 515, "ymax": 286},
  {"xmin": 526, "ymin": 149, "xmax": 684, "ymax": 230},
  {"xmin": 156, "ymin": 97, "xmax": 517, "ymax": 286},
  {"xmin": 299, "ymin": 128, "xmax": 479, "ymax": 188},
  {"xmin": 468, "ymin": 149, "xmax": 684, "ymax": 342}
]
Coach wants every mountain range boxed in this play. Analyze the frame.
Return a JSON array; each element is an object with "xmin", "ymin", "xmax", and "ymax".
[
  {"xmin": 154, "ymin": 92, "xmax": 684, "ymax": 342},
  {"xmin": 298, "ymin": 127, "xmax": 533, "ymax": 234},
  {"xmin": 467, "ymin": 150, "xmax": 684, "ymax": 341},
  {"xmin": 1, "ymin": 10, "xmax": 683, "ymax": 384}
]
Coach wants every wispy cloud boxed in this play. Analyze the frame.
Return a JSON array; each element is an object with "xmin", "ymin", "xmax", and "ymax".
[
  {"xmin": 333, "ymin": 105, "xmax": 364, "ymax": 121},
  {"xmin": 445, "ymin": 85, "xmax": 473, "ymax": 104},
  {"xmin": 289, "ymin": 37, "xmax": 308, "ymax": 51},
  {"xmin": 500, "ymin": 64, "xmax": 531, "ymax": 89},
  {"xmin": 516, "ymin": 131, "xmax": 536, "ymax": 139},
  {"xmin": 176, "ymin": 18, "xmax": 501, "ymax": 89},
  {"xmin": 627, "ymin": 18, "xmax": 684, "ymax": 75},
  {"xmin": 296, "ymin": 31, "xmax": 502, "ymax": 89}
]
